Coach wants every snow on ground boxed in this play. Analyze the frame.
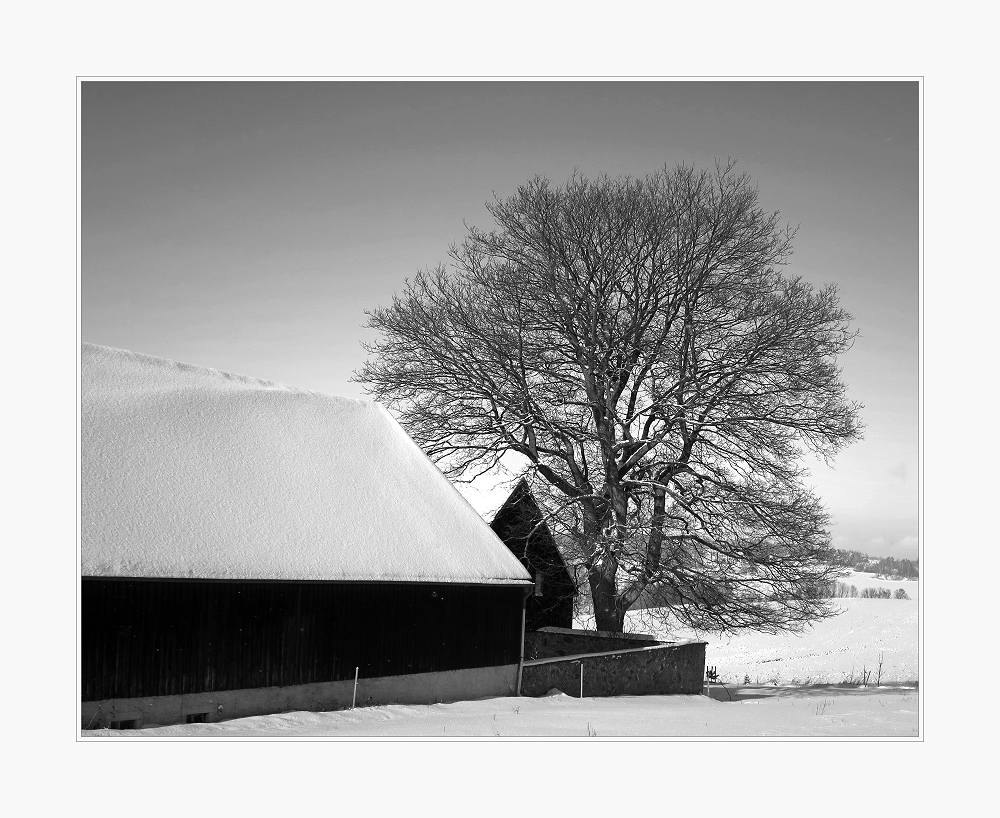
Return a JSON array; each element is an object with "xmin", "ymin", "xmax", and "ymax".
[
  {"xmin": 580, "ymin": 576, "xmax": 919, "ymax": 686},
  {"xmin": 837, "ymin": 570, "xmax": 919, "ymax": 598},
  {"xmin": 88, "ymin": 686, "xmax": 918, "ymax": 738},
  {"xmin": 698, "ymin": 599, "xmax": 918, "ymax": 685}
]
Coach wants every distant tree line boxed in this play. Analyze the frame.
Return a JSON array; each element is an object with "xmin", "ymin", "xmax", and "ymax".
[
  {"xmin": 828, "ymin": 548, "xmax": 918, "ymax": 579},
  {"xmin": 592, "ymin": 548, "xmax": 916, "ymax": 616}
]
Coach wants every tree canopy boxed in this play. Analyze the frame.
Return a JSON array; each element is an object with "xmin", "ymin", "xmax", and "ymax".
[{"xmin": 357, "ymin": 161, "xmax": 862, "ymax": 634}]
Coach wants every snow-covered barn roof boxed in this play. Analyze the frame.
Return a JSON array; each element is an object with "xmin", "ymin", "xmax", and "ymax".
[{"xmin": 82, "ymin": 344, "xmax": 532, "ymax": 585}]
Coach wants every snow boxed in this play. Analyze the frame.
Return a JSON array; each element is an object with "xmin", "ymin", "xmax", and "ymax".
[
  {"xmin": 690, "ymin": 599, "xmax": 917, "ymax": 685},
  {"xmin": 580, "ymin": 583, "xmax": 918, "ymax": 686},
  {"xmin": 836, "ymin": 569, "xmax": 919, "ymax": 597},
  {"xmin": 81, "ymin": 344, "xmax": 532, "ymax": 585},
  {"xmin": 86, "ymin": 686, "xmax": 918, "ymax": 737}
]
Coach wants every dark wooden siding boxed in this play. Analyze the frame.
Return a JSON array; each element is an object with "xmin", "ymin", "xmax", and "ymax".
[
  {"xmin": 82, "ymin": 579, "xmax": 525, "ymax": 702},
  {"xmin": 491, "ymin": 481, "xmax": 577, "ymax": 631}
]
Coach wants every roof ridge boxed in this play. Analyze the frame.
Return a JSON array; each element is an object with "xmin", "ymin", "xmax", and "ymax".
[{"xmin": 82, "ymin": 342, "xmax": 373, "ymax": 405}]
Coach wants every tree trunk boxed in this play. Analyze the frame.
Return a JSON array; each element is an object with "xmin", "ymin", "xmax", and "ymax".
[{"xmin": 589, "ymin": 570, "xmax": 624, "ymax": 633}]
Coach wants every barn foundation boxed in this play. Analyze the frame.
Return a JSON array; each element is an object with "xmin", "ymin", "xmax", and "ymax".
[{"xmin": 83, "ymin": 663, "xmax": 518, "ymax": 729}]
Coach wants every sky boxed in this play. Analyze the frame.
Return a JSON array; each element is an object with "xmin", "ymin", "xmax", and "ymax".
[{"xmin": 82, "ymin": 80, "xmax": 918, "ymax": 559}]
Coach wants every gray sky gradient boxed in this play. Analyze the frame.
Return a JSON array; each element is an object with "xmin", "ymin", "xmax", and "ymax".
[{"xmin": 82, "ymin": 80, "xmax": 917, "ymax": 559}]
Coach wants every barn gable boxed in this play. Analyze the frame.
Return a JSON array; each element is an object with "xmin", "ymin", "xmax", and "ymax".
[
  {"xmin": 82, "ymin": 343, "xmax": 532, "ymax": 586},
  {"xmin": 490, "ymin": 480, "xmax": 577, "ymax": 630}
]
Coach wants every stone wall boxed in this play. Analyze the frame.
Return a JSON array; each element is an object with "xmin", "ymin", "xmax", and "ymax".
[
  {"xmin": 524, "ymin": 626, "xmax": 664, "ymax": 661},
  {"xmin": 520, "ymin": 641, "xmax": 706, "ymax": 698}
]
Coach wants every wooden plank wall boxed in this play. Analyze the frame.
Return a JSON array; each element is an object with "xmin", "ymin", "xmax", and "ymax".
[
  {"xmin": 82, "ymin": 579, "xmax": 524, "ymax": 701},
  {"xmin": 490, "ymin": 484, "xmax": 577, "ymax": 631}
]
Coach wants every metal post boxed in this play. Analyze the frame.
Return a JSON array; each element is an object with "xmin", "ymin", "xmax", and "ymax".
[
  {"xmin": 352, "ymin": 667, "xmax": 359, "ymax": 709},
  {"xmin": 580, "ymin": 663, "xmax": 583, "ymax": 699},
  {"xmin": 516, "ymin": 588, "xmax": 528, "ymax": 696}
]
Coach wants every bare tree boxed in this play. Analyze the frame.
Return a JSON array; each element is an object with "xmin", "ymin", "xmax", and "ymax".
[{"xmin": 357, "ymin": 161, "xmax": 862, "ymax": 634}]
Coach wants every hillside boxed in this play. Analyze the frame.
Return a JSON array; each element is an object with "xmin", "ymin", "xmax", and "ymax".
[
  {"xmin": 829, "ymin": 548, "xmax": 919, "ymax": 579},
  {"xmin": 578, "ymin": 572, "xmax": 918, "ymax": 685}
]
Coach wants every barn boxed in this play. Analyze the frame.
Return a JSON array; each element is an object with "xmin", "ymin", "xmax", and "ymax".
[
  {"xmin": 81, "ymin": 344, "xmax": 533, "ymax": 729},
  {"xmin": 490, "ymin": 480, "xmax": 577, "ymax": 631}
]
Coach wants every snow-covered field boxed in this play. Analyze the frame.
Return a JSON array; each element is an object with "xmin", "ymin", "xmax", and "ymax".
[
  {"xmin": 87, "ymin": 572, "xmax": 918, "ymax": 738},
  {"xmin": 696, "ymin": 598, "xmax": 917, "ymax": 685},
  {"xmin": 89, "ymin": 686, "xmax": 918, "ymax": 738},
  {"xmin": 581, "ymin": 572, "xmax": 919, "ymax": 686},
  {"xmin": 834, "ymin": 570, "xmax": 919, "ymax": 598}
]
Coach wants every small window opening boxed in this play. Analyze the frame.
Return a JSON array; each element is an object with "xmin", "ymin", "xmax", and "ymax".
[
  {"xmin": 110, "ymin": 719, "xmax": 139, "ymax": 730},
  {"xmin": 185, "ymin": 712, "xmax": 209, "ymax": 724}
]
